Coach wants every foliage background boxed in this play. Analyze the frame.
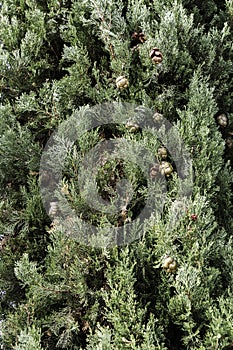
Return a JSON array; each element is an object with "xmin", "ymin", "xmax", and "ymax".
[{"xmin": 0, "ymin": 0, "xmax": 233, "ymax": 349}]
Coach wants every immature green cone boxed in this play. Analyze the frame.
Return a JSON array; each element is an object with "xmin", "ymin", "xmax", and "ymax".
[
  {"xmin": 159, "ymin": 161, "xmax": 173, "ymax": 176},
  {"xmin": 158, "ymin": 146, "xmax": 168, "ymax": 159}
]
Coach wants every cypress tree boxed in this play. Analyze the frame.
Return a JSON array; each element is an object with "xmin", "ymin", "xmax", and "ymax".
[{"xmin": 0, "ymin": 0, "xmax": 233, "ymax": 349}]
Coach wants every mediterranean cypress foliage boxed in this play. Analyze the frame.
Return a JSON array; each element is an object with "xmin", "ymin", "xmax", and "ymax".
[{"xmin": 0, "ymin": 0, "xmax": 233, "ymax": 349}]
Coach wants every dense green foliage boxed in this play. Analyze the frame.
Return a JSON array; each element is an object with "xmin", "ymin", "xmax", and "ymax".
[{"xmin": 0, "ymin": 0, "xmax": 233, "ymax": 349}]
